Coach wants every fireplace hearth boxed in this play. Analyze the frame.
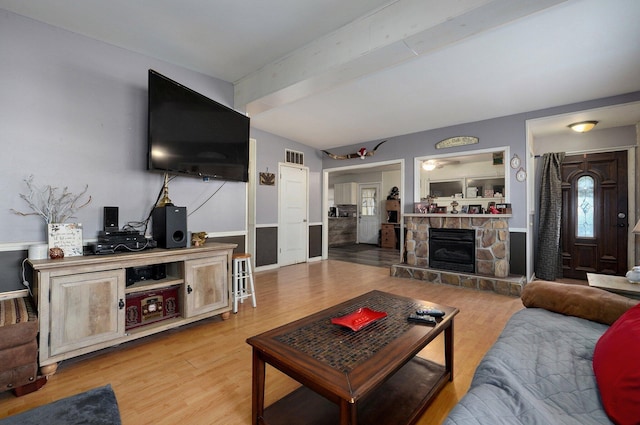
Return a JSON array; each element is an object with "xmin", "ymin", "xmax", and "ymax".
[{"xmin": 429, "ymin": 228, "xmax": 475, "ymax": 273}]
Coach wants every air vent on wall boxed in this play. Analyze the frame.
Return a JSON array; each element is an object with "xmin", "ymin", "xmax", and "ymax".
[{"xmin": 285, "ymin": 149, "xmax": 304, "ymax": 165}]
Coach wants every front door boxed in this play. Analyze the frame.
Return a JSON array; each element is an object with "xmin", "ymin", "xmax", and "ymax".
[
  {"xmin": 561, "ymin": 151, "xmax": 628, "ymax": 279},
  {"xmin": 278, "ymin": 164, "xmax": 308, "ymax": 266},
  {"xmin": 358, "ymin": 183, "xmax": 380, "ymax": 244}
]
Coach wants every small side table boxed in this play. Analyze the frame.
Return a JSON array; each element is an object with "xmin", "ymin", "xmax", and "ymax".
[{"xmin": 587, "ymin": 273, "xmax": 640, "ymax": 299}]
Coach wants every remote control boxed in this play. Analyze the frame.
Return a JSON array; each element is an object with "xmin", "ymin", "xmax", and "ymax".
[
  {"xmin": 416, "ymin": 308, "xmax": 445, "ymax": 317},
  {"xmin": 407, "ymin": 313, "xmax": 436, "ymax": 325}
]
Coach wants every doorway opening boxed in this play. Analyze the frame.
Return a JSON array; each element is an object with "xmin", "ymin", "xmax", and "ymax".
[{"xmin": 323, "ymin": 160, "xmax": 404, "ymax": 267}]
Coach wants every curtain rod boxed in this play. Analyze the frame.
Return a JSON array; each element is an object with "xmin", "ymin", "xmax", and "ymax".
[{"xmin": 533, "ymin": 146, "xmax": 635, "ymax": 159}]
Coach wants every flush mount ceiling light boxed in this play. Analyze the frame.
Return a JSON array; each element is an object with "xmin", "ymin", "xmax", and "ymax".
[
  {"xmin": 422, "ymin": 160, "xmax": 437, "ymax": 171},
  {"xmin": 568, "ymin": 121, "xmax": 598, "ymax": 133}
]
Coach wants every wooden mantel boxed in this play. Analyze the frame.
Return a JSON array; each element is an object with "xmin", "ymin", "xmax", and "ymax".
[{"xmin": 403, "ymin": 213, "xmax": 512, "ymax": 219}]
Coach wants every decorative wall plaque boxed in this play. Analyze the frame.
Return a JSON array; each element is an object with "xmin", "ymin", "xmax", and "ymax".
[
  {"xmin": 48, "ymin": 223, "xmax": 83, "ymax": 257},
  {"xmin": 259, "ymin": 172, "xmax": 275, "ymax": 186},
  {"xmin": 435, "ymin": 136, "xmax": 479, "ymax": 149}
]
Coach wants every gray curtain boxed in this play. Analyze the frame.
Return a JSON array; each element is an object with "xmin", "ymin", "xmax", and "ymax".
[{"xmin": 535, "ymin": 152, "xmax": 565, "ymax": 280}]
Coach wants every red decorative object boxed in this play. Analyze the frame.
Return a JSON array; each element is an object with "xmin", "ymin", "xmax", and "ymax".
[
  {"xmin": 125, "ymin": 286, "xmax": 180, "ymax": 330},
  {"xmin": 331, "ymin": 307, "xmax": 387, "ymax": 331},
  {"xmin": 593, "ymin": 303, "xmax": 640, "ymax": 424}
]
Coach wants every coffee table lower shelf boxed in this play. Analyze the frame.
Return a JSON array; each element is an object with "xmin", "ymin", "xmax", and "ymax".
[{"xmin": 261, "ymin": 356, "xmax": 448, "ymax": 425}]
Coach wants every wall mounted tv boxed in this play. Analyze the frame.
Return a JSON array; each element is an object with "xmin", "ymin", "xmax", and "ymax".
[{"xmin": 148, "ymin": 69, "xmax": 250, "ymax": 182}]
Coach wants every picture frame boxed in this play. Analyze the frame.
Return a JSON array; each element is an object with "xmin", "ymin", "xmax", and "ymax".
[
  {"xmin": 259, "ymin": 172, "xmax": 275, "ymax": 186},
  {"xmin": 435, "ymin": 206, "xmax": 447, "ymax": 214},
  {"xmin": 468, "ymin": 204, "xmax": 482, "ymax": 214},
  {"xmin": 460, "ymin": 205, "xmax": 468, "ymax": 214},
  {"xmin": 414, "ymin": 202, "xmax": 430, "ymax": 214},
  {"xmin": 48, "ymin": 223, "xmax": 83, "ymax": 257}
]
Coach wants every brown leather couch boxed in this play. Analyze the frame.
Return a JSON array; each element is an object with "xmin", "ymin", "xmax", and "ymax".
[{"xmin": 0, "ymin": 296, "xmax": 44, "ymax": 395}]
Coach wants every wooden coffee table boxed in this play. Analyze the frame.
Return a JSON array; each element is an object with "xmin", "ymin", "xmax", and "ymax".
[{"xmin": 246, "ymin": 290, "xmax": 459, "ymax": 425}]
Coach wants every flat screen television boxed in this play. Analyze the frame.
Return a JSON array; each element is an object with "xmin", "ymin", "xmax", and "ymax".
[{"xmin": 147, "ymin": 69, "xmax": 250, "ymax": 182}]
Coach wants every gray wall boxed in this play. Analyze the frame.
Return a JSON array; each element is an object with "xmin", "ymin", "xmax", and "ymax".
[
  {"xmin": 0, "ymin": 9, "xmax": 327, "ymax": 289},
  {"xmin": 2, "ymin": 8, "xmax": 638, "ymax": 286},
  {"xmin": 323, "ymin": 93, "xmax": 640, "ymax": 232},
  {"xmin": 252, "ymin": 128, "xmax": 323, "ymax": 226},
  {"xmin": 251, "ymin": 128, "xmax": 324, "ymax": 268},
  {"xmin": 1, "ymin": 10, "xmax": 246, "ymax": 245}
]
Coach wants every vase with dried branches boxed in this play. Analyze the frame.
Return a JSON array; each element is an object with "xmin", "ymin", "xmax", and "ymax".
[
  {"xmin": 11, "ymin": 175, "xmax": 91, "ymax": 224},
  {"xmin": 12, "ymin": 176, "xmax": 91, "ymax": 259}
]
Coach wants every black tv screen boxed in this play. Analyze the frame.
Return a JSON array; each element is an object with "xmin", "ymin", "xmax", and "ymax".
[{"xmin": 147, "ymin": 69, "xmax": 250, "ymax": 182}]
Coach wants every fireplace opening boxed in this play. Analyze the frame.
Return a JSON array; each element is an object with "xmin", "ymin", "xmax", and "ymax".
[{"xmin": 429, "ymin": 228, "xmax": 475, "ymax": 273}]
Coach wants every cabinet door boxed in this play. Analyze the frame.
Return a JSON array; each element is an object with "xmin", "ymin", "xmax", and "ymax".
[
  {"xmin": 50, "ymin": 269, "xmax": 125, "ymax": 356},
  {"xmin": 335, "ymin": 183, "xmax": 357, "ymax": 204},
  {"xmin": 381, "ymin": 224, "xmax": 397, "ymax": 248},
  {"xmin": 334, "ymin": 183, "xmax": 345, "ymax": 204},
  {"xmin": 184, "ymin": 255, "xmax": 229, "ymax": 317}
]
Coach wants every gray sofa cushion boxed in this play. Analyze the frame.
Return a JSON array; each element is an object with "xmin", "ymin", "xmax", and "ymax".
[{"xmin": 444, "ymin": 308, "xmax": 612, "ymax": 425}]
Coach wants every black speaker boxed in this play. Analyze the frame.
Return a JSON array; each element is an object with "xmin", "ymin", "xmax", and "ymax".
[
  {"xmin": 104, "ymin": 206, "xmax": 119, "ymax": 231},
  {"xmin": 152, "ymin": 206, "xmax": 187, "ymax": 248}
]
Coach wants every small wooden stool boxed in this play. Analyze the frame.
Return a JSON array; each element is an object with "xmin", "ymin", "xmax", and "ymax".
[{"xmin": 232, "ymin": 253, "xmax": 256, "ymax": 313}]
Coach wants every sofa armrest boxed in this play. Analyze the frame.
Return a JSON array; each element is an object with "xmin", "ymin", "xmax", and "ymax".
[{"xmin": 521, "ymin": 280, "xmax": 638, "ymax": 325}]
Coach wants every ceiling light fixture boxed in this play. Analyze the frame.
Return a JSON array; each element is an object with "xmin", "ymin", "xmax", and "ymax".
[
  {"xmin": 568, "ymin": 121, "xmax": 598, "ymax": 133},
  {"xmin": 422, "ymin": 160, "xmax": 437, "ymax": 171}
]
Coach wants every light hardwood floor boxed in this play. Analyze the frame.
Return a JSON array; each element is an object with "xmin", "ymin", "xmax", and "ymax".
[{"xmin": 0, "ymin": 260, "xmax": 524, "ymax": 424}]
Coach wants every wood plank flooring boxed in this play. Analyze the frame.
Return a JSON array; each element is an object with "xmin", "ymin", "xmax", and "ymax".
[
  {"xmin": 0, "ymin": 260, "xmax": 524, "ymax": 424},
  {"xmin": 328, "ymin": 243, "xmax": 401, "ymax": 268}
]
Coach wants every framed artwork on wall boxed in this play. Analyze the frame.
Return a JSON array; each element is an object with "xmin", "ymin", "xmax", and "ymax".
[{"xmin": 259, "ymin": 172, "xmax": 275, "ymax": 185}]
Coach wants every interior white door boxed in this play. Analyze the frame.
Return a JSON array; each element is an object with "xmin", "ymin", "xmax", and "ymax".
[
  {"xmin": 358, "ymin": 183, "xmax": 380, "ymax": 245},
  {"xmin": 278, "ymin": 164, "xmax": 308, "ymax": 266}
]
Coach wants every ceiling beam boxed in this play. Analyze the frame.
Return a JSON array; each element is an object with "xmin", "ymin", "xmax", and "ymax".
[{"xmin": 234, "ymin": 0, "xmax": 566, "ymax": 116}]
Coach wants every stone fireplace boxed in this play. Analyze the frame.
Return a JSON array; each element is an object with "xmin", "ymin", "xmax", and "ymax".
[
  {"xmin": 405, "ymin": 214, "xmax": 510, "ymax": 278},
  {"xmin": 391, "ymin": 213, "xmax": 524, "ymax": 296}
]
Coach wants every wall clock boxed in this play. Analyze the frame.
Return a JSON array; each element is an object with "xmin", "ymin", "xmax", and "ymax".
[
  {"xmin": 510, "ymin": 154, "xmax": 521, "ymax": 169},
  {"xmin": 516, "ymin": 167, "xmax": 527, "ymax": 182}
]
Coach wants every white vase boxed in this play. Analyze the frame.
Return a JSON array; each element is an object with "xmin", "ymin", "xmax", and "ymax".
[{"xmin": 626, "ymin": 266, "xmax": 640, "ymax": 284}]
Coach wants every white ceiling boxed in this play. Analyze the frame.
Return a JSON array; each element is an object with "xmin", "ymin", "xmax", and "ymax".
[{"xmin": 2, "ymin": 0, "xmax": 639, "ymax": 150}]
